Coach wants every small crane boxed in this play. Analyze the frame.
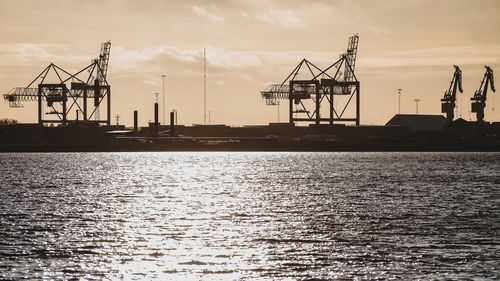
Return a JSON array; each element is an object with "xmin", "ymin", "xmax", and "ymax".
[
  {"xmin": 471, "ymin": 66, "xmax": 495, "ymax": 122},
  {"xmin": 441, "ymin": 65, "xmax": 463, "ymax": 122}
]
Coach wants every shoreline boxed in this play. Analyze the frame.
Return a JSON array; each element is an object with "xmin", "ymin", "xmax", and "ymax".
[{"xmin": 2, "ymin": 139, "xmax": 500, "ymax": 152}]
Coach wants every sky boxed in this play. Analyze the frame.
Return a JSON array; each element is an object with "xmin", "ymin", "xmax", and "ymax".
[{"xmin": 0, "ymin": 0, "xmax": 499, "ymax": 126}]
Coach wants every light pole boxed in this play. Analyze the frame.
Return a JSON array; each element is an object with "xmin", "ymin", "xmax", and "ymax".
[
  {"xmin": 161, "ymin": 74, "xmax": 166, "ymax": 125},
  {"xmin": 414, "ymin": 98, "xmax": 421, "ymax": 115},
  {"xmin": 397, "ymin": 88, "xmax": 402, "ymax": 114}
]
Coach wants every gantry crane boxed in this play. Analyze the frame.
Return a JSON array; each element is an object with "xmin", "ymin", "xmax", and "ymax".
[
  {"xmin": 471, "ymin": 66, "xmax": 495, "ymax": 122},
  {"xmin": 261, "ymin": 34, "xmax": 360, "ymax": 126},
  {"xmin": 3, "ymin": 41, "xmax": 112, "ymax": 125},
  {"xmin": 441, "ymin": 65, "xmax": 463, "ymax": 122}
]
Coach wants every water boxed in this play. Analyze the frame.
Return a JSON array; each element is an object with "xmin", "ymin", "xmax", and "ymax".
[{"xmin": 0, "ymin": 152, "xmax": 498, "ymax": 280}]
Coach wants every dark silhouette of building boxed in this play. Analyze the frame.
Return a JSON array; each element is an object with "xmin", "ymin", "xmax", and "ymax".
[{"xmin": 386, "ymin": 114, "xmax": 447, "ymax": 132}]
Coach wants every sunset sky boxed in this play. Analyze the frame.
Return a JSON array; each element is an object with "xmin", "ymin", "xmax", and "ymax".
[{"xmin": 1, "ymin": 0, "xmax": 499, "ymax": 126}]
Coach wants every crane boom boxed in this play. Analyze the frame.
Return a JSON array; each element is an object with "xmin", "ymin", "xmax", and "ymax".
[
  {"xmin": 97, "ymin": 41, "xmax": 111, "ymax": 84},
  {"xmin": 335, "ymin": 34, "xmax": 359, "ymax": 95},
  {"xmin": 471, "ymin": 66, "xmax": 495, "ymax": 122},
  {"xmin": 343, "ymin": 34, "xmax": 359, "ymax": 83},
  {"xmin": 441, "ymin": 65, "xmax": 462, "ymax": 122}
]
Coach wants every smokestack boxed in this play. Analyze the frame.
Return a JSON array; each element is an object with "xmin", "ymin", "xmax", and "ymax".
[
  {"xmin": 133, "ymin": 110, "xmax": 138, "ymax": 133},
  {"xmin": 170, "ymin": 111, "xmax": 175, "ymax": 137},
  {"xmin": 154, "ymin": 103, "xmax": 159, "ymax": 137}
]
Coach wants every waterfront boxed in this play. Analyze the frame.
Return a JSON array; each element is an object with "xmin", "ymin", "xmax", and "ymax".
[{"xmin": 0, "ymin": 152, "xmax": 498, "ymax": 280}]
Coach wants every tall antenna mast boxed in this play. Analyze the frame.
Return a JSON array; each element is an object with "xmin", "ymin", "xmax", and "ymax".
[{"xmin": 204, "ymin": 48, "xmax": 206, "ymax": 125}]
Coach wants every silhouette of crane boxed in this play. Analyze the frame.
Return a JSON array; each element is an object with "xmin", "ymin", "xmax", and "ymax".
[
  {"xmin": 3, "ymin": 42, "xmax": 112, "ymax": 125},
  {"xmin": 260, "ymin": 34, "xmax": 360, "ymax": 126},
  {"xmin": 471, "ymin": 66, "xmax": 495, "ymax": 122},
  {"xmin": 441, "ymin": 65, "xmax": 463, "ymax": 122}
]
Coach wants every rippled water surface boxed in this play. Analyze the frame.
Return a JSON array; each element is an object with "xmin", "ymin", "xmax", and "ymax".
[{"xmin": 0, "ymin": 152, "xmax": 499, "ymax": 280}]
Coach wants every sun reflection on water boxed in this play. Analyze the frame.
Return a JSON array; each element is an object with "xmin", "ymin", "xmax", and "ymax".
[{"xmin": 0, "ymin": 152, "xmax": 498, "ymax": 279}]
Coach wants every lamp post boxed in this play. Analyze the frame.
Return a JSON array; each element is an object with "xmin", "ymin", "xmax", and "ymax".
[
  {"xmin": 414, "ymin": 98, "xmax": 421, "ymax": 115},
  {"xmin": 397, "ymin": 88, "xmax": 402, "ymax": 114}
]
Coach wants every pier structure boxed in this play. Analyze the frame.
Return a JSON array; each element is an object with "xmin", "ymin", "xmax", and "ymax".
[{"xmin": 261, "ymin": 34, "xmax": 360, "ymax": 126}]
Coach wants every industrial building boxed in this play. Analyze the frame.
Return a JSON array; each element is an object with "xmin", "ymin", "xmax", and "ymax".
[{"xmin": 386, "ymin": 115, "xmax": 448, "ymax": 132}]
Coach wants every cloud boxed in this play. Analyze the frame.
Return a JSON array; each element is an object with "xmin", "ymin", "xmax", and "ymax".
[
  {"xmin": 112, "ymin": 45, "xmax": 262, "ymax": 70},
  {"xmin": 256, "ymin": 9, "xmax": 304, "ymax": 28},
  {"xmin": 6, "ymin": 42, "xmax": 495, "ymax": 85},
  {"xmin": 143, "ymin": 78, "xmax": 160, "ymax": 86},
  {"xmin": 204, "ymin": 47, "xmax": 261, "ymax": 69},
  {"xmin": 0, "ymin": 44, "xmax": 86, "ymax": 63},
  {"xmin": 215, "ymin": 79, "xmax": 226, "ymax": 85},
  {"xmin": 394, "ymin": 46, "xmax": 498, "ymax": 57},
  {"xmin": 360, "ymin": 46, "xmax": 500, "ymax": 68},
  {"xmin": 191, "ymin": 6, "xmax": 225, "ymax": 23},
  {"xmin": 112, "ymin": 45, "xmax": 199, "ymax": 66},
  {"xmin": 239, "ymin": 74, "xmax": 254, "ymax": 81},
  {"xmin": 360, "ymin": 57, "xmax": 499, "ymax": 68},
  {"xmin": 368, "ymin": 25, "xmax": 390, "ymax": 35}
]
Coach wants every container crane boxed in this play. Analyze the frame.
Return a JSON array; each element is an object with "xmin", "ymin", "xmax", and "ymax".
[
  {"xmin": 3, "ymin": 41, "xmax": 112, "ymax": 125},
  {"xmin": 471, "ymin": 66, "xmax": 495, "ymax": 122},
  {"xmin": 260, "ymin": 34, "xmax": 360, "ymax": 126},
  {"xmin": 441, "ymin": 65, "xmax": 462, "ymax": 122}
]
